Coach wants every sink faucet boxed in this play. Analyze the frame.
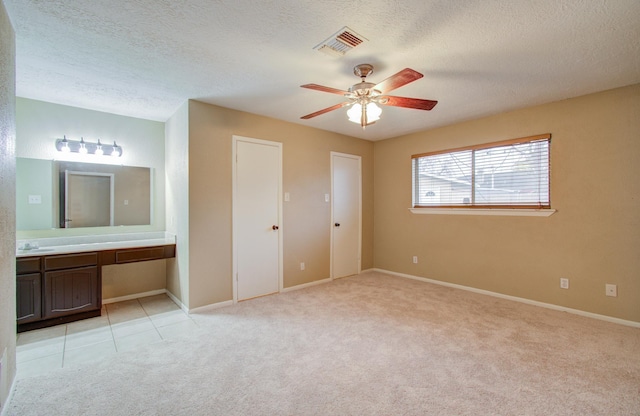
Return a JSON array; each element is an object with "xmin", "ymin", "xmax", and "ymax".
[{"xmin": 20, "ymin": 242, "xmax": 39, "ymax": 250}]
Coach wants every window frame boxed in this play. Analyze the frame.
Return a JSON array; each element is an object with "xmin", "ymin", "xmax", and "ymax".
[{"xmin": 412, "ymin": 133, "xmax": 551, "ymax": 210}]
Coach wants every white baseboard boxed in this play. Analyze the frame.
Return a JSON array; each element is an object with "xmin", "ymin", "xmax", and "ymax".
[
  {"xmin": 165, "ymin": 291, "xmax": 232, "ymax": 314},
  {"xmin": 165, "ymin": 291, "xmax": 188, "ymax": 314},
  {"xmin": 188, "ymin": 300, "xmax": 234, "ymax": 314},
  {"xmin": 188, "ymin": 277, "xmax": 335, "ymax": 313},
  {"xmin": 373, "ymin": 268, "xmax": 640, "ymax": 328},
  {"xmin": 103, "ymin": 289, "xmax": 167, "ymax": 304},
  {"xmin": 281, "ymin": 277, "xmax": 332, "ymax": 293}
]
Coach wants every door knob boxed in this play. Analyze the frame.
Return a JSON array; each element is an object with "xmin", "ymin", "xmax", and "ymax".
[
  {"xmin": 272, "ymin": 225, "xmax": 279, "ymax": 230},
  {"xmin": 334, "ymin": 223, "xmax": 340, "ymax": 227}
]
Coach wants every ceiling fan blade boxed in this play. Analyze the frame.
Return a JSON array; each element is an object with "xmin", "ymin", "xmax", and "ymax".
[
  {"xmin": 381, "ymin": 96, "xmax": 438, "ymax": 111},
  {"xmin": 374, "ymin": 68, "xmax": 424, "ymax": 94},
  {"xmin": 301, "ymin": 84, "xmax": 349, "ymax": 96},
  {"xmin": 300, "ymin": 102, "xmax": 350, "ymax": 119}
]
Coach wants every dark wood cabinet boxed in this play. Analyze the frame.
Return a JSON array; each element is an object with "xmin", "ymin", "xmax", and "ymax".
[
  {"xmin": 16, "ymin": 273, "xmax": 42, "ymax": 323},
  {"xmin": 17, "ymin": 244, "xmax": 175, "ymax": 332},
  {"xmin": 44, "ymin": 266, "xmax": 99, "ymax": 319},
  {"xmin": 17, "ymin": 252, "xmax": 101, "ymax": 332}
]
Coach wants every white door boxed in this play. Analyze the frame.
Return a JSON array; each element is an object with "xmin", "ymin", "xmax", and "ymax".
[
  {"xmin": 331, "ymin": 152, "xmax": 361, "ymax": 279},
  {"xmin": 65, "ymin": 171, "xmax": 114, "ymax": 228},
  {"xmin": 233, "ymin": 136, "xmax": 282, "ymax": 301}
]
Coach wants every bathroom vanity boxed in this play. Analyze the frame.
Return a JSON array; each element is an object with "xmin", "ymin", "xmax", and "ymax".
[{"xmin": 16, "ymin": 232, "xmax": 176, "ymax": 332}]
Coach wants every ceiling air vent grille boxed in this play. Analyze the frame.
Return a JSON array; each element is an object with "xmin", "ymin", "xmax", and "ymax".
[{"xmin": 313, "ymin": 27, "xmax": 367, "ymax": 57}]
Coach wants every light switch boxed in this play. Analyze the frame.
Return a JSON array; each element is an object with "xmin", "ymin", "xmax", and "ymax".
[
  {"xmin": 28, "ymin": 195, "xmax": 42, "ymax": 204},
  {"xmin": 325, "ymin": 194, "xmax": 330, "ymax": 202},
  {"xmin": 284, "ymin": 192, "xmax": 290, "ymax": 202},
  {"xmin": 124, "ymin": 199, "xmax": 129, "ymax": 205}
]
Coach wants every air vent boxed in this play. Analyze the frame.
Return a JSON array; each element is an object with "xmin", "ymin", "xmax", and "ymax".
[{"xmin": 313, "ymin": 26, "xmax": 367, "ymax": 57}]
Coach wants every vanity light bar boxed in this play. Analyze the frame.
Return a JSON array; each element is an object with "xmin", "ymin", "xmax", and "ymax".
[{"xmin": 55, "ymin": 136, "xmax": 123, "ymax": 157}]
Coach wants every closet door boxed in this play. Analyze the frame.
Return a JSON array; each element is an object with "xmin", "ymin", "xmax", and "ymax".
[{"xmin": 233, "ymin": 136, "xmax": 282, "ymax": 301}]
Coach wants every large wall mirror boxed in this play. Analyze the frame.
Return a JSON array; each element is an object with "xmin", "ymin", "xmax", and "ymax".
[{"xmin": 17, "ymin": 158, "xmax": 152, "ymax": 231}]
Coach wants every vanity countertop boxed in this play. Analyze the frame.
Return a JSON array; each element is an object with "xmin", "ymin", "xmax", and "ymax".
[{"xmin": 16, "ymin": 232, "xmax": 176, "ymax": 257}]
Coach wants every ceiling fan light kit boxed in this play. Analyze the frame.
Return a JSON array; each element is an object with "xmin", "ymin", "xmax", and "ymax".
[
  {"xmin": 300, "ymin": 64, "xmax": 437, "ymax": 129},
  {"xmin": 347, "ymin": 102, "xmax": 382, "ymax": 126}
]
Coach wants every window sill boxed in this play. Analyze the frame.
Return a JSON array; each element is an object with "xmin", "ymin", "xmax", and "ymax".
[{"xmin": 409, "ymin": 208, "xmax": 556, "ymax": 217}]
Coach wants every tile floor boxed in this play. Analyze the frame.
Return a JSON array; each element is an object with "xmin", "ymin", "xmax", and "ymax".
[{"xmin": 16, "ymin": 294, "xmax": 200, "ymax": 379}]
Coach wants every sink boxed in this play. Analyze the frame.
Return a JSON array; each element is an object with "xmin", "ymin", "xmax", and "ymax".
[{"xmin": 17, "ymin": 248, "xmax": 55, "ymax": 254}]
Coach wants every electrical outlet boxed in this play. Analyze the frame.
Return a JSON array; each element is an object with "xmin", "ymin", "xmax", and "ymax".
[
  {"xmin": 300, "ymin": 262, "xmax": 305, "ymax": 271},
  {"xmin": 28, "ymin": 194, "xmax": 42, "ymax": 204},
  {"xmin": 560, "ymin": 278, "xmax": 569, "ymax": 289},
  {"xmin": 412, "ymin": 256, "xmax": 418, "ymax": 264},
  {"xmin": 605, "ymin": 284, "xmax": 617, "ymax": 297}
]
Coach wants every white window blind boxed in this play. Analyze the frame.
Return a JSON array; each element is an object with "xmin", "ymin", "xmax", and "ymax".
[{"xmin": 412, "ymin": 134, "xmax": 550, "ymax": 208}]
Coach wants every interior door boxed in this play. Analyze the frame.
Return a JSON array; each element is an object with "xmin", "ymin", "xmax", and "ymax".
[
  {"xmin": 233, "ymin": 136, "xmax": 282, "ymax": 301},
  {"xmin": 331, "ymin": 152, "xmax": 361, "ymax": 279},
  {"xmin": 65, "ymin": 171, "xmax": 113, "ymax": 228}
]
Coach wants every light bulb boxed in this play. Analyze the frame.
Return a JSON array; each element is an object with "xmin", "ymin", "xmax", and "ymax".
[
  {"xmin": 365, "ymin": 102, "xmax": 382, "ymax": 122},
  {"xmin": 347, "ymin": 103, "xmax": 363, "ymax": 124},
  {"xmin": 95, "ymin": 139, "xmax": 104, "ymax": 156},
  {"xmin": 61, "ymin": 136, "xmax": 71, "ymax": 152},
  {"xmin": 112, "ymin": 141, "xmax": 121, "ymax": 157},
  {"xmin": 79, "ymin": 138, "xmax": 88, "ymax": 154}
]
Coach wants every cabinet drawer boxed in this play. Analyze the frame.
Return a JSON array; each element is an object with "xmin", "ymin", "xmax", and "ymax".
[
  {"xmin": 100, "ymin": 245, "xmax": 175, "ymax": 265},
  {"xmin": 17, "ymin": 257, "xmax": 42, "ymax": 274},
  {"xmin": 44, "ymin": 252, "xmax": 98, "ymax": 271},
  {"xmin": 115, "ymin": 247, "xmax": 166, "ymax": 263}
]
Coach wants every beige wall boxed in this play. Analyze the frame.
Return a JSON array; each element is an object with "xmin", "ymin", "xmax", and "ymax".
[
  {"xmin": 102, "ymin": 260, "xmax": 166, "ymax": 300},
  {"xmin": 374, "ymin": 84, "xmax": 640, "ymax": 322},
  {"xmin": 0, "ymin": 0, "xmax": 16, "ymax": 409},
  {"xmin": 184, "ymin": 100, "xmax": 374, "ymax": 309}
]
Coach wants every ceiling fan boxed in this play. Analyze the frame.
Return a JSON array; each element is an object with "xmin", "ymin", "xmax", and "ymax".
[{"xmin": 300, "ymin": 64, "xmax": 437, "ymax": 128}]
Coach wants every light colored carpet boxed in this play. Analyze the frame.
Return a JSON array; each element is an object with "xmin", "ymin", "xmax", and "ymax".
[{"xmin": 6, "ymin": 272, "xmax": 640, "ymax": 415}]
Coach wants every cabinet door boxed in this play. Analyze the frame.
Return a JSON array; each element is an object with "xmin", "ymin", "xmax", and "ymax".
[
  {"xmin": 44, "ymin": 266, "xmax": 99, "ymax": 319},
  {"xmin": 17, "ymin": 273, "xmax": 42, "ymax": 323}
]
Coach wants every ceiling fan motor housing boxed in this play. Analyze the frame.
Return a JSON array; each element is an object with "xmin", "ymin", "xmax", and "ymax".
[{"xmin": 349, "ymin": 82, "xmax": 379, "ymax": 97}]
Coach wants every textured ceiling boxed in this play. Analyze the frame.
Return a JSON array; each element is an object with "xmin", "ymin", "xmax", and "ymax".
[{"xmin": 4, "ymin": 0, "xmax": 640, "ymax": 141}]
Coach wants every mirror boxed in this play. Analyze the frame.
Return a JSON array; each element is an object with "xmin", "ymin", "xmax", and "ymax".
[{"xmin": 17, "ymin": 158, "xmax": 152, "ymax": 230}]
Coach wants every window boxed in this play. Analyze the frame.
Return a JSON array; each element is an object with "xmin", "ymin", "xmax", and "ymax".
[{"xmin": 412, "ymin": 134, "xmax": 550, "ymax": 209}]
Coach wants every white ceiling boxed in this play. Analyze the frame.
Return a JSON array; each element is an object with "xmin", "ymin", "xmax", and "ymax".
[{"xmin": 4, "ymin": 0, "xmax": 640, "ymax": 141}]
